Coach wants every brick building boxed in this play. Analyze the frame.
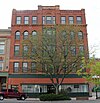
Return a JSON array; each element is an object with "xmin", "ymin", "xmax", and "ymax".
[
  {"xmin": 0, "ymin": 28, "xmax": 11, "ymax": 91},
  {"xmin": 9, "ymin": 5, "xmax": 89, "ymax": 97}
]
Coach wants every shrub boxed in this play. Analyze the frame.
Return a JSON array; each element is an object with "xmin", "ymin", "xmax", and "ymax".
[{"xmin": 39, "ymin": 94, "xmax": 71, "ymax": 101}]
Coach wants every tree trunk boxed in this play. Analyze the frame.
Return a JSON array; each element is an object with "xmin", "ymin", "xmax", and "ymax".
[{"xmin": 55, "ymin": 86, "xmax": 59, "ymax": 94}]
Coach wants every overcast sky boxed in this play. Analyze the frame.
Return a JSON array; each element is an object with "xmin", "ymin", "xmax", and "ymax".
[{"xmin": 0, "ymin": 0, "xmax": 100, "ymax": 58}]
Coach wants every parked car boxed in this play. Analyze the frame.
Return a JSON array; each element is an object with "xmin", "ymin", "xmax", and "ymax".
[{"xmin": 0, "ymin": 89, "xmax": 27, "ymax": 100}]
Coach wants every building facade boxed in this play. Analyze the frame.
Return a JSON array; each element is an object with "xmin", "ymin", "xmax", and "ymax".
[
  {"xmin": 0, "ymin": 28, "xmax": 11, "ymax": 91},
  {"xmin": 9, "ymin": 5, "xmax": 89, "ymax": 97}
]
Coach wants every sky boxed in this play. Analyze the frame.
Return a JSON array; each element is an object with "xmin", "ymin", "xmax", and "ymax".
[{"xmin": 0, "ymin": 0, "xmax": 100, "ymax": 58}]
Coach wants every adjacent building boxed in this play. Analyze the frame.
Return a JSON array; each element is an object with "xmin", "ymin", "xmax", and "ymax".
[
  {"xmin": 0, "ymin": 28, "xmax": 11, "ymax": 91},
  {"xmin": 9, "ymin": 5, "xmax": 89, "ymax": 97}
]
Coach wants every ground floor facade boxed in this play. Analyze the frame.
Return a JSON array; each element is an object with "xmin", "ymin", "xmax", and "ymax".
[{"xmin": 6, "ymin": 74, "xmax": 91, "ymax": 97}]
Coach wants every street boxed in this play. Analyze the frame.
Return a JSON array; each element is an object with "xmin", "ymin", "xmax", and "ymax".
[{"xmin": 0, "ymin": 99, "xmax": 100, "ymax": 103}]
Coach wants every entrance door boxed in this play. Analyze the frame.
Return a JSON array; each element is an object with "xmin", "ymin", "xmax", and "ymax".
[{"xmin": 47, "ymin": 85, "xmax": 55, "ymax": 94}]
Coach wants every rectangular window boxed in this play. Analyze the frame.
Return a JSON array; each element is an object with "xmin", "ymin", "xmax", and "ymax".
[
  {"xmin": 14, "ymin": 62, "xmax": 19, "ymax": 72},
  {"xmin": 14, "ymin": 45, "xmax": 20, "ymax": 56},
  {"xmin": 32, "ymin": 16, "xmax": 37, "ymax": 24},
  {"xmin": 79, "ymin": 45, "xmax": 84, "ymax": 53},
  {"xmin": 22, "ymin": 62, "xmax": 28, "ymax": 72},
  {"xmin": 61, "ymin": 17, "xmax": 66, "ymax": 24},
  {"xmin": 24, "ymin": 16, "xmax": 29, "ymax": 24},
  {"xmin": 46, "ymin": 16, "xmax": 52, "ymax": 24},
  {"xmin": 16, "ymin": 16, "xmax": 21, "ymax": 24},
  {"xmin": 31, "ymin": 62, "xmax": 36, "ymax": 73},
  {"xmin": 78, "ymin": 31, "xmax": 83, "ymax": 40},
  {"xmin": 22, "ymin": 85, "xmax": 40, "ymax": 93},
  {"xmin": 0, "ymin": 45, "xmax": 5, "ymax": 54},
  {"xmin": 42, "ymin": 16, "xmax": 45, "ymax": 24},
  {"xmin": 70, "ymin": 46, "xmax": 76, "ymax": 56},
  {"xmin": 77, "ymin": 16, "xmax": 82, "ymax": 24},
  {"xmin": 70, "ymin": 31, "xmax": 75, "ymax": 40},
  {"xmin": 74, "ymin": 84, "xmax": 79, "ymax": 88},
  {"xmin": 0, "ymin": 41, "xmax": 5, "ymax": 54},
  {"xmin": 52, "ymin": 17, "xmax": 56, "ymax": 24},
  {"xmin": 69, "ymin": 16, "xmax": 74, "ymax": 24},
  {"xmin": 32, "ymin": 46, "xmax": 36, "ymax": 55},
  {"xmin": 42, "ymin": 16, "xmax": 55, "ymax": 24},
  {"xmin": 23, "ymin": 45, "xmax": 28, "ymax": 56},
  {"xmin": 0, "ymin": 63, "xmax": 3, "ymax": 70}
]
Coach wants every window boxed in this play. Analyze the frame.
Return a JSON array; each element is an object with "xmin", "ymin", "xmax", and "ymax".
[
  {"xmin": 47, "ymin": 29, "xmax": 52, "ymax": 35},
  {"xmin": 43, "ymin": 45, "xmax": 55, "ymax": 57},
  {"xmin": 32, "ymin": 46, "xmax": 36, "ymax": 55},
  {"xmin": 52, "ymin": 17, "xmax": 56, "ymax": 24},
  {"xmin": 72, "ymin": 63, "xmax": 77, "ymax": 73},
  {"xmin": 23, "ymin": 31, "xmax": 29, "ymax": 39},
  {"xmin": 31, "ymin": 62, "xmax": 36, "ymax": 72},
  {"xmin": 77, "ymin": 16, "xmax": 82, "ymax": 24},
  {"xmin": 32, "ymin": 31, "xmax": 37, "ymax": 36},
  {"xmin": 0, "ymin": 41, "xmax": 5, "ymax": 54},
  {"xmin": 14, "ymin": 62, "xmax": 19, "ymax": 72},
  {"xmin": 24, "ymin": 16, "xmax": 29, "ymax": 24},
  {"xmin": 46, "ymin": 17, "xmax": 52, "ymax": 24},
  {"xmin": 70, "ymin": 46, "xmax": 76, "ymax": 56},
  {"xmin": 16, "ymin": 16, "xmax": 21, "ymax": 24},
  {"xmin": 42, "ymin": 16, "xmax": 55, "ymax": 24},
  {"xmin": 22, "ymin": 62, "xmax": 28, "ymax": 72},
  {"xmin": 14, "ymin": 45, "xmax": 20, "ymax": 56},
  {"xmin": 42, "ymin": 17, "xmax": 45, "ymax": 24},
  {"xmin": 79, "ymin": 45, "xmax": 84, "ymax": 53},
  {"xmin": 42, "ymin": 64, "xmax": 47, "ymax": 72},
  {"xmin": 78, "ymin": 31, "xmax": 83, "ymax": 40},
  {"xmin": 43, "ymin": 28, "xmax": 56, "ymax": 43},
  {"xmin": 0, "ymin": 45, "xmax": 5, "ymax": 54},
  {"xmin": 74, "ymin": 84, "xmax": 79, "ymax": 88},
  {"xmin": 32, "ymin": 16, "xmax": 37, "ymax": 24},
  {"xmin": 22, "ymin": 85, "xmax": 42, "ymax": 93},
  {"xmin": 23, "ymin": 45, "xmax": 28, "ymax": 56},
  {"xmin": 62, "ymin": 31, "xmax": 67, "ymax": 39},
  {"xmin": 61, "ymin": 17, "xmax": 66, "ymax": 24},
  {"xmin": 45, "ymin": 29, "xmax": 55, "ymax": 37},
  {"xmin": 15, "ymin": 31, "xmax": 20, "ymax": 40},
  {"xmin": 70, "ymin": 31, "xmax": 75, "ymax": 40},
  {"xmin": 69, "ymin": 16, "xmax": 74, "ymax": 24},
  {"xmin": 0, "ymin": 63, "xmax": 3, "ymax": 70}
]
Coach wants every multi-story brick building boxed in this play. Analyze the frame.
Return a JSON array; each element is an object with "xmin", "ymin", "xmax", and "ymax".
[
  {"xmin": 9, "ymin": 5, "xmax": 89, "ymax": 97},
  {"xmin": 0, "ymin": 28, "xmax": 11, "ymax": 91}
]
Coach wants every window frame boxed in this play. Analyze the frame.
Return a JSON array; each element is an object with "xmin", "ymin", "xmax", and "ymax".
[
  {"xmin": 42, "ymin": 16, "xmax": 55, "ymax": 24},
  {"xmin": 68, "ymin": 16, "xmax": 74, "ymax": 24},
  {"xmin": 16, "ymin": 16, "xmax": 21, "ymax": 24},
  {"xmin": 15, "ymin": 31, "xmax": 20, "ymax": 40},
  {"xmin": 32, "ymin": 31, "xmax": 37, "ymax": 36},
  {"xmin": 76, "ymin": 16, "xmax": 82, "ymax": 24},
  {"xmin": 14, "ymin": 45, "xmax": 20, "ymax": 56},
  {"xmin": 24, "ymin": 16, "xmax": 29, "ymax": 25},
  {"xmin": 31, "ymin": 62, "xmax": 36, "ymax": 73},
  {"xmin": 32, "ymin": 16, "xmax": 37, "ymax": 24},
  {"xmin": 23, "ymin": 31, "xmax": 29, "ymax": 39},
  {"xmin": 61, "ymin": 16, "xmax": 66, "ymax": 24},
  {"xmin": 0, "ymin": 62, "xmax": 3, "ymax": 70},
  {"xmin": 13, "ymin": 62, "xmax": 19, "ymax": 73},
  {"xmin": 22, "ymin": 62, "xmax": 28, "ymax": 72},
  {"xmin": 70, "ymin": 31, "xmax": 75, "ymax": 40},
  {"xmin": 70, "ymin": 45, "xmax": 76, "ymax": 56},
  {"xmin": 78, "ymin": 31, "xmax": 83, "ymax": 40}
]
